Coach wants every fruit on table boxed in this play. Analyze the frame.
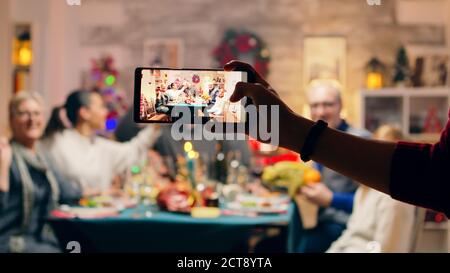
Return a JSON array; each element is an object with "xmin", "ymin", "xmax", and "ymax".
[
  {"xmin": 303, "ymin": 169, "xmax": 322, "ymax": 184},
  {"xmin": 79, "ymin": 198, "xmax": 99, "ymax": 208},
  {"xmin": 262, "ymin": 161, "xmax": 319, "ymax": 197}
]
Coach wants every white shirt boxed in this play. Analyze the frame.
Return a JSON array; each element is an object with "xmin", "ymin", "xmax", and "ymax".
[
  {"xmin": 41, "ymin": 126, "xmax": 160, "ymax": 192},
  {"xmin": 327, "ymin": 186, "xmax": 417, "ymax": 253}
]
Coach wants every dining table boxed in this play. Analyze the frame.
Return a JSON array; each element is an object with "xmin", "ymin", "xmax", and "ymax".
[{"xmin": 47, "ymin": 203, "xmax": 302, "ymax": 253}]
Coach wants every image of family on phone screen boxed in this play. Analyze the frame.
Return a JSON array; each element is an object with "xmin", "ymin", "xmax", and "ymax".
[{"xmin": 139, "ymin": 69, "xmax": 246, "ymax": 123}]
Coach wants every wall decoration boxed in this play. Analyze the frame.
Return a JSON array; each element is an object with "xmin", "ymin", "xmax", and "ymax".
[
  {"xmin": 406, "ymin": 45, "xmax": 449, "ymax": 87},
  {"xmin": 143, "ymin": 38, "xmax": 183, "ymax": 68},
  {"xmin": 212, "ymin": 29, "xmax": 271, "ymax": 77},
  {"xmin": 303, "ymin": 37, "xmax": 346, "ymax": 89}
]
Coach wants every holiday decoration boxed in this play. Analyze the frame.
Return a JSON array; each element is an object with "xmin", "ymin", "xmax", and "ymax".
[
  {"xmin": 192, "ymin": 74, "xmax": 200, "ymax": 84},
  {"xmin": 392, "ymin": 46, "xmax": 411, "ymax": 86},
  {"xmin": 423, "ymin": 106, "xmax": 443, "ymax": 133},
  {"xmin": 212, "ymin": 29, "xmax": 271, "ymax": 77},
  {"xmin": 89, "ymin": 55, "xmax": 128, "ymax": 133}
]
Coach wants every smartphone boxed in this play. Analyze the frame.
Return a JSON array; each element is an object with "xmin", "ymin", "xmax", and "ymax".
[{"xmin": 134, "ymin": 68, "xmax": 248, "ymax": 124}]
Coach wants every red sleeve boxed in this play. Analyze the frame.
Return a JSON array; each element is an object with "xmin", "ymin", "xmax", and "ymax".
[{"xmin": 390, "ymin": 110, "xmax": 450, "ymax": 216}]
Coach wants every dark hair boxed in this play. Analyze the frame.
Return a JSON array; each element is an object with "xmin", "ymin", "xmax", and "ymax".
[{"xmin": 44, "ymin": 89, "xmax": 93, "ymax": 137}]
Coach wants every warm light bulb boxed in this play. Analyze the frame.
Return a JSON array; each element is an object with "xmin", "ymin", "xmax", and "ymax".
[
  {"xmin": 18, "ymin": 42, "xmax": 32, "ymax": 66},
  {"xmin": 187, "ymin": 151, "xmax": 196, "ymax": 159},
  {"xmin": 184, "ymin": 141, "xmax": 193, "ymax": 152},
  {"xmin": 367, "ymin": 72, "xmax": 383, "ymax": 89}
]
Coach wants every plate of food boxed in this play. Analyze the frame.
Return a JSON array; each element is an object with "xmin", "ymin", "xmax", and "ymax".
[
  {"xmin": 78, "ymin": 195, "xmax": 138, "ymax": 210},
  {"xmin": 224, "ymin": 194, "xmax": 290, "ymax": 214},
  {"xmin": 51, "ymin": 206, "xmax": 120, "ymax": 219}
]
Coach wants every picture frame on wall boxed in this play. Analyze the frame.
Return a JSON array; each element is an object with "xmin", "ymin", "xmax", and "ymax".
[
  {"xmin": 406, "ymin": 45, "xmax": 449, "ymax": 87},
  {"xmin": 143, "ymin": 38, "xmax": 184, "ymax": 68},
  {"xmin": 303, "ymin": 36, "xmax": 347, "ymax": 89}
]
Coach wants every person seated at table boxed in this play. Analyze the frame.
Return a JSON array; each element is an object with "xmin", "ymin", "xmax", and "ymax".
[
  {"xmin": 327, "ymin": 125, "xmax": 417, "ymax": 253},
  {"xmin": 0, "ymin": 92, "xmax": 82, "ymax": 253},
  {"xmin": 207, "ymin": 83, "xmax": 220, "ymax": 107},
  {"xmin": 181, "ymin": 80, "xmax": 196, "ymax": 98},
  {"xmin": 166, "ymin": 83, "xmax": 181, "ymax": 103},
  {"xmin": 155, "ymin": 87, "xmax": 170, "ymax": 114},
  {"xmin": 295, "ymin": 80, "xmax": 371, "ymax": 253},
  {"xmin": 41, "ymin": 89, "xmax": 160, "ymax": 195},
  {"xmin": 207, "ymin": 89, "xmax": 226, "ymax": 116}
]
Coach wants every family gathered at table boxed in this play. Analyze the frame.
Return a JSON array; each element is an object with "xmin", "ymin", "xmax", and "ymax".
[{"xmin": 0, "ymin": 61, "xmax": 447, "ymax": 253}]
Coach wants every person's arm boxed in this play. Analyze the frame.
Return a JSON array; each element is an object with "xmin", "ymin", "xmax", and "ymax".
[
  {"xmin": 0, "ymin": 137, "xmax": 12, "ymax": 211},
  {"xmin": 227, "ymin": 60, "xmax": 450, "ymax": 215},
  {"xmin": 390, "ymin": 135, "xmax": 450, "ymax": 214},
  {"xmin": 226, "ymin": 61, "xmax": 395, "ymax": 195},
  {"xmin": 330, "ymin": 192, "xmax": 355, "ymax": 213},
  {"xmin": 106, "ymin": 125, "xmax": 161, "ymax": 175},
  {"xmin": 0, "ymin": 163, "xmax": 9, "ymax": 193},
  {"xmin": 300, "ymin": 183, "xmax": 355, "ymax": 212},
  {"xmin": 0, "ymin": 137, "xmax": 11, "ymax": 192},
  {"xmin": 309, "ymin": 124, "xmax": 395, "ymax": 194},
  {"xmin": 0, "ymin": 166, "xmax": 9, "ymax": 212}
]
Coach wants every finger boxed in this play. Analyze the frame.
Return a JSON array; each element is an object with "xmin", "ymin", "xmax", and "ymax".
[
  {"xmin": 229, "ymin": 82, "xmax": 262, "ymax": 103},
  {"xmin": 224, "ymin": 60, "xmax": 270, "ymax": 88},
  {"xmin": 300, "ymin": 186, "xmax": 313, "ymax": 196}
]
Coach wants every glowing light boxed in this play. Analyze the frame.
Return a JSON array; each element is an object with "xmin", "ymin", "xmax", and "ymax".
[
  {"xmin": 19, "ymin": 46, "xmax": 32, "ymax": 66},
  {"xmin": 366, "ymin": 72, "xmax": 383, "ymax": 89},
  {"xmin": 13, "ymin": 39, "xmax": 32, "ymax": 66},
  {"xmin": 105, "ymin": 75, "xmax": 116, "ymax": 86},
  {"xmin": 184, "ymin": 141, "xmax": 193, "ymax": 153},
  {"xmin": 260, "ymin": 48, "xmax": 270, "ymax": 58},
  {"xmin": 105, "ymin": 118, "xmax": 117, "ymax": 131},
  {"xmin": 187, "ymin": 151, "xmax": 196, "ymax": 159},
  {"xmin": 131, "ymin": 166, "xmax": 141, "ymax": 175}
]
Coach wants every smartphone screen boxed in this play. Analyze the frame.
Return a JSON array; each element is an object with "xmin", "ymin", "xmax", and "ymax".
[{"xmin": 134, "ymin": 68, "xmax": 247, "ymax": 124}]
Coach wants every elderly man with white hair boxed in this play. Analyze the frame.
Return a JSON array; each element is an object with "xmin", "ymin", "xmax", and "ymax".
[{"xmin": 296, "ymin": 79, "xmax": 371, "ymax": 253}]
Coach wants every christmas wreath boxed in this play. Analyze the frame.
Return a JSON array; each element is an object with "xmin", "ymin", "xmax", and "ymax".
[{"xmin": 212, "ymin": 29, "xmax": 271, "ymax": 77}]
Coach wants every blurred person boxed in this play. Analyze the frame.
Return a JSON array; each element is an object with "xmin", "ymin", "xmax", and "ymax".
[
  {"xmin": 208, "ymin": 83, "xmax": 220, "ymax": 106},
  {"xmin": 0, "ymin": 92, "xmax": 81, "ymax": 253},
  {"xmin": 295, "ymin": 80, "xmax": 371, "ymax": 253},
  {"xmin": 155, "ymin": 86, "xmax": 170, "ymax": 114},
  {"xmin": 327, "ymin": 125, "xmax": 417, "ymax": 253},
  {"xmin": 42, "ymin": 90, "xmax": 160, "ymax": 195},
  {"xmin": 207, "ymin": 89, "xmax": 226, "ymax": 116}
]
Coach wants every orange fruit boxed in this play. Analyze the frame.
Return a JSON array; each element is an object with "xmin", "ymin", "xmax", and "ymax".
[{"xmin": 303, "ymin": 169, "xmax": 321, "ymax": 184}]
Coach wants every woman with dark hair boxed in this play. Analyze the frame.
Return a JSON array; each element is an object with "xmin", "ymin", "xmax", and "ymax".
[
  {"xmin": 0, "ymin": 91, "xmax": 81, "ymax": 253},
  {"xmin": 41, "ymin": 90, "xmax": 160, "ymax": 195}
]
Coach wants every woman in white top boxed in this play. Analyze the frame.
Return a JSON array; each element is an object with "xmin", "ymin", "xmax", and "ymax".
[
  {"xmin": 166, "ymin": 83, "xmax": 182, "ymax": 103},
  {"xmin": 206, "ymin": 90, "xmax": 226, "ymax": 116},
  {"xmin": 327, "ymin": 125, "xmax": 417, "ymax": 253},
  {"xmin": 41, "ymin": 90, "xmax": 160, "ymax": 195}
]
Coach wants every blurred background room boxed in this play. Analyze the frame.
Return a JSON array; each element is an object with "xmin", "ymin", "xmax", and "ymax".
[{"xmin": 0, "ymin": 0, "xmax": 449, "ymax": 253}]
